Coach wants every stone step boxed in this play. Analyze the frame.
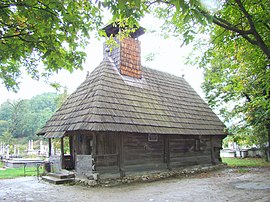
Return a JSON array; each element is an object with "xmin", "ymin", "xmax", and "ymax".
[
  {"xmin": 48, "ymin": 172, "xmax": 75, "ymax": 179},
  {"xmin": 42, "ymin": 175, "xmax": 75, "ymax": 185}
]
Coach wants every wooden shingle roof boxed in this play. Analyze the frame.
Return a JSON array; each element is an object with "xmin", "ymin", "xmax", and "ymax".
[{"xmin": 38, "ymin": 57, "xmax": 227, "ymax": 138}]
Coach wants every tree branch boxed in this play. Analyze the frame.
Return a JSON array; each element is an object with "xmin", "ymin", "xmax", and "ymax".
[
  {"xmin": 0, "ymin": 2, "xmax": 58, "ymax": 18},
  {"xmin": 234, "ymin": 0, "xmax": 270, "ymax": 59},
  {"xmin": 196, "ymin": 1, "xmax": 270, "ymax": 59},
  {"xmin": 0, "ymin": 33, "xmax": 27, "ymax": 39}
]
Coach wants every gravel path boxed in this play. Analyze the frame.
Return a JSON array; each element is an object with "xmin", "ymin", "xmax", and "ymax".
[{"xmin": 0, "ymin": 167, "xmax": 269, "ymax": 202}]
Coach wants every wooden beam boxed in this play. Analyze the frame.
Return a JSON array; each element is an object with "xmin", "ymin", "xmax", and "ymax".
[
  {"xmin": 165, "ymin": 135, "xmax": 171, "ymax": 170},
  {"xmin": 210, "ymin": 136, "xmax": 215, "ymax": 164},
  {"xmin": 92, "ymin": 133, "xmax": 97, "ymax": 171},
  {"xmin": 73, "ymin": 133, "xmax": 77, "ymax": 170},
  {"xmin": 93, "ymin": 153, "xmax": 118, "ymax": 158},
  {"xmin": 92, "ymin": 133, "xmax": 97, "ymax": 155},
  {"xmin": 48, "ymin": 138, "xmax": 52, "ymax": 157},
  {"xmin": 118, "ymin": 133, "xmax": 125, "ymax": 177},
  {"xmin": 163, "ymin": 135, "xmax": 166, "ymax": 163},
  {"xmin": 60, "ymin": 137, "xmax": 64, "ymax": 169},
  {"xmin": 69, "ymin": 135, "xmax": 75, "ymax": 169}
]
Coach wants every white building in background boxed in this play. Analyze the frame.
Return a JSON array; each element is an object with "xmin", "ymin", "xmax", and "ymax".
[
  {"xmin": 0, "ymin": 142, "xmax": 4, "ymax": 156},
  {"xmin": 221, "ymin": 141, "xmax": 264, "ymax": 158}
]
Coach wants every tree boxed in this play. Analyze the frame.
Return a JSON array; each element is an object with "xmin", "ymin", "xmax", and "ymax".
[
  {"xmin": 0, "ymin": 120, "xmax": 9, "ymax": 135},
  {"xmin": 0, "ymin": 92, "xmax": 59, "ymax": 138},
  {"xmin": 101, "ymin": 0, "xmax": 270, "ymax": 159},
  {"xmin": 0, "ymin": 100, "xmax": 25, "ymax": 137},
  {"xmin": 0, "ymin": 0, "xmax": 102, "ymax": 91},
  {"xmin": 196, "ymin": 1, "xmax": 270, "ymax": 160},
  {"xmin": 101, "ymin": 1, "xmax": 269, "ymax": 57},
  {"xmin": 0, "ymin": 131, "xmax": 14, "ymax": 145},
  {"xmin": 55, "ymin": 88, "xmax": 69, "ymax": 108}
]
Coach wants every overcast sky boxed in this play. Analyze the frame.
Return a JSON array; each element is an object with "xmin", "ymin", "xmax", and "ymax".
[{"xmin": 0, "ymin": 15, "xmax": 205, "ymax": 105}]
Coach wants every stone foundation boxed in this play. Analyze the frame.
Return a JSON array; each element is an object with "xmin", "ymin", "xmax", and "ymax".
[{"xmin": 75, "ymin": 164, "xmax": 226, "ymax": 187}]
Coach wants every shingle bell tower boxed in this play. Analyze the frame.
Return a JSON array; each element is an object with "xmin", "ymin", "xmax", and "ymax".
[{"xmin": 102, "ymin": 23, "xmax": 145, "ymax": 79}]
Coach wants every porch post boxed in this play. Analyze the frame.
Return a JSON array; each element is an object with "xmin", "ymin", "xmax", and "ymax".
[
  {"xmin": 118, "ymin": 133, "xmax": 124, "ymax": 177},
  {"xmin": 92, "ymin": 133, "xmax": 97, "ymax": 171},
  {"xmin": 69, "ymin": 135, "xmax": 75, "ymax": 169},
  {"xmin": 92, "ymin": 133, "xmax": 97, "ymax": 155},
  {"xmin": 60, "ymin": 137, "xmax": 64, "ymax": 169},
  {"xmin": 48, "ymin": 138, "xmax": 52, "ymax": 157},
  {"xmin": 210, "ymin": 136, "xmax": 215, "ymax": 164}
]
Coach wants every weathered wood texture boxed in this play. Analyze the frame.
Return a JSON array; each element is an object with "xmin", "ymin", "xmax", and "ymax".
[
  {"xmin": 95, "ymin": 133, "xmax": 224, "ymax": 173},
  {"xmin": 210, "ymin": 136, "xmax": 223, "ymax": 163},
  {"xmin": 74, "ymin": 132, "xmax": 93, "ymax": 155},
  {"xmin": 48, "ymin": 138, "xmax": 52, "ymax": 156},
  {"xmin": 169, "ymin": 135, "xmax": 212, "ymax": 167},
  {"xmin": 121, "ymin": 134, "xmax": 219, "ymax": 171},
  {"xmin": 70, "ymin": 132, "xmax": 224, "ymax": 175},
  {"xmin": 123, "ymin": 133, "xmax": 164, "ymax": 165},
  {"xmin": 95, "ymin": 133, "xmax": 118, "ymax": 168}
]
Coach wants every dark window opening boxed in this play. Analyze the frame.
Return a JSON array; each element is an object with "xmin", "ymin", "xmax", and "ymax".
[{"xmin": 148, "ymin": 134, "xmax": 158, "ymax": 142}]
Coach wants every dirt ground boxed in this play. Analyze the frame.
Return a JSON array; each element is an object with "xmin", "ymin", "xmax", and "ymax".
[{"xmin": 0, "ymin": 167, "xmax": 269, "ymax": 202}]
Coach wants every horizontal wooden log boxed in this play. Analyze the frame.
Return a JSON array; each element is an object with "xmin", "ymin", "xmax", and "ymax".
[
  {"xmin": 93, "ymin": 153, "xmax": 118, "ymax": 158},
  {"xmin": 96, "ymin": 165, "xmax": 119, "ymax": 173},
  {"xmin": 170, "ymin": 155, "xmax": 212, "ymax": 167},
  {"xmin": 95, "ymin": 154, "xmax": 118, "ymax": 167},
  {"xmin": 124, "ymin": 163, "xmax": 167, "ymax": 172},
  {"xmin": 170, "ymin": 151, "xmax": 211, "ymax": 158}
]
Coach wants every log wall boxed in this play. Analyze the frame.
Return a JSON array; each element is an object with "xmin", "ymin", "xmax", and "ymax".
[
  {"xmin": 169, "ymin": 135, "xmax": 212, "ymax": 167},
  {"xmin": 74, "ymin": 132, "xmax": 225, "ymax": 176},
  {"xmin": 122, "ymin": 133, "xmax": 165, "ymax": 171},
  {"xmin": 94, "ymin": 133, "xmax": 119, "ymax": 172}
]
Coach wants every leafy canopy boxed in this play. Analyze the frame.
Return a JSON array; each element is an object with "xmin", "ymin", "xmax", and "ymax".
[
  {"xmin": 0, "ymin": 0, "xmax": 102, "ymax": 91},
  {"xmin": 199, "ymin": 0, "xmax": 270, "ymax": 150}
]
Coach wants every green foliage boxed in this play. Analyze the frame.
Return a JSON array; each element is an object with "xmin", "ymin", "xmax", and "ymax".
[
  {"xmin": 0, "ymin": 0, "xmax": 102, "ymax": 91},
  {"xmin": 224, "ymin": 125, "xmax": 268, "ymax": 150},
  {"xmin": 55, "ymin": 88, "xmax": 69, "ymax": 108},
  {"xmin": 199, "ymin": 1, "xmax": 270, "ymax": 156},
  {"xmin": 0, "ymin": 92, "xmax": 62, "ymax": 138},
  {"xmin": 101, "ymin": 0, "xmax": 146, "ymax": 25},
  {"xmin": 0, "ymin": 120, "xmax": 9, "ymax": 135},
  {"xmin": 222, "ymin": 158, "xmax": 270, "ymax": 167},
  {"xmin": 0, "ymin": 131, "xmax": 14, "ymax": 145}
]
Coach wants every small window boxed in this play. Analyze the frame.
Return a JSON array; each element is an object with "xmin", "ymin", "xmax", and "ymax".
[{"xmin": 148, "ymin": 134, "xmax": 158, "ymax": 142}]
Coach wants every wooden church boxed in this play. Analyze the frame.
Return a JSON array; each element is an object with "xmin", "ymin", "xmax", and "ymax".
[{"xmin": 38, "ymin": 24, "xmax": 227, "ymax": 179}]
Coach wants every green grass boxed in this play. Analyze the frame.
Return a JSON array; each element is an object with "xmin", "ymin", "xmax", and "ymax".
[
  {"xmin": 0, "ymin": 162, "xmax": 43, "ymax": 179},
  {"xmin": 222, "ymin": 157, "xmax": 270, "ymax": 167}
]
